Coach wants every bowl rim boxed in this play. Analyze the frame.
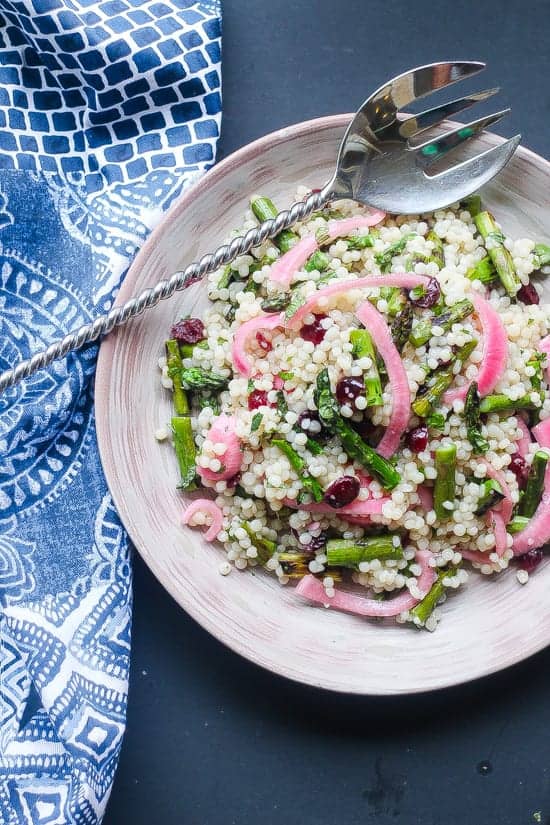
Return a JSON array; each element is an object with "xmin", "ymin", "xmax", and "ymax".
[{"xmin": 96, "ymin": 114, "xmax": 550, "ymax": 695}]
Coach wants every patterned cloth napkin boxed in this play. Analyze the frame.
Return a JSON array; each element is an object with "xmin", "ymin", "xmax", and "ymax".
[{"xmin": 0, "ymin": 2, "xmax": 221, "ymax": 822}]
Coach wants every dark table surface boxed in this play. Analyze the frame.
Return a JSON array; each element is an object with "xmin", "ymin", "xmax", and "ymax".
[{"xmin": 104, "ymin": 2, "xmax": 550, "ymax": 823}]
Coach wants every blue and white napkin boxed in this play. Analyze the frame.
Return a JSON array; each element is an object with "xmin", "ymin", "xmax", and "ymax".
[{"xmin": 0, "ymin": 2, "xmax": 222, "ymax": 822}]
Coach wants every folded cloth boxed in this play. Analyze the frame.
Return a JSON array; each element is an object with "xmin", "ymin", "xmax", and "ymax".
[{"xmin": 0, "ymin": 2, "xmax": 221, "ymax": 822}]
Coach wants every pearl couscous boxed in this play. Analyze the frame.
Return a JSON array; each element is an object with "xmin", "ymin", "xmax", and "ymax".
[{"xmin": 161, "ymin": 188, "xmax": 550, "ymax": 631}]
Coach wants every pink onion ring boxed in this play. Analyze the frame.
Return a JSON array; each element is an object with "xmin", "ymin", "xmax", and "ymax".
[
  {"xmin": 355, "ymin": 299, "xmax": 411, "ymax": 457},
  {"xmin": 231, "ymin": 312, "xmax": 284, "ymax": 377},
  {"xmin": 512, "ymin": 419, "xmax": 550, "ymax": 555},
  {"xmin": 295, "ymin": 550, "xmax": 436, "ymax": 618},
  {"xmin": 443, "ymin": 293, "xmax": 508, "ymax": 405},
  {"xmin": 182, "ymin": 499, "xmax": 224, "ymax": 542},
  {"xmin": 269, "ymin": 212, "xmax": 386, "ymax": 288}
]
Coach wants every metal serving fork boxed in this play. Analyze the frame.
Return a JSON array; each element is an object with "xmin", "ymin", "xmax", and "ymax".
[{"xmin": 0, "ymin": 60, "xmax": 520, "ymax": 393}]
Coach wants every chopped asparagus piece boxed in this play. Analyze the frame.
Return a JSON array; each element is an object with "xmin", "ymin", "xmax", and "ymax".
[
  {"xmin": 250, "ymin": 195, "xmax": 299, "ymax": 252},
  {"xmin": 507, "ymin": 515, "xmax": 530, "ymax": 534},
  {"xmin": 171, "ymin": 417, "xmax": 197, "ymax": 491},
  {"xmin": 474, "ymin": 211, "xmax": 521, "ymax": 296},
  {"xmin": 474, "ymin": 478, "xmax": 504, "ymax": 516},
  {"xmin": 345, "ymin": 233, "xmax": 376, "ymax": 250},
  {"xmin": 166, "ymin": 339, "xmax": 190, "ymax": 415},
  {"xmin": 466, "ymin": 255, "xmax": 497, "ymax": 285},
  {"xmin": 479, "ymin": 393, "xmax": 540, "ymax": 415},
  {"xmin": 390, "ymin": 303, "xmax": 413, "ymax": 354},
  {"xmin": 434, "ymin": 444, "xmax": 457, "ymax": 519},
  {"xmin": 426, "ymin": 411, "xmax": 446, "ymax": 431},
  {"xmin": 527, "ymin": 352, "xmax": 546, "ymax": 391},
  {"xmin": 271, "ymin": 438, "xmax": 324, "ymax": 502},
  {"xmin": 534, "ymin": 243, "xmax": 550, "ymax": 269},
  {"xmin": 409, "ymin": 318, "xmax": 432, "ymax": 348},
  {"xmin": 426, "ymin": 230, "xmax": 444, "ymax": 269},
  {"xmin": 276, "ymin": 390, "xmax": 288, "ymax": 417},
  {"xmin": 305, "ymin": 250, "xmax": 330, "ymax": 272},
  {"xmin": 242, "ymin": 523, "xmax": 277, "ymax": 565},
  {"xmin": 261, "ymin": 293, "xmax": 291, "ymax": 312},
  {"xmin": 375, "ymin": 233, "xmax": 415, "ymax": 273},
  {"xmin": 180, "ymin": 340, "xmax": 209, "ymax": 359},
  {"xmin": 437, "ymin": 299, "xmax": 474, "ymax": 332},
  {"xmin": 180, "ymin": 366, "xmax": 229, "ymax": 391},
  {"xmin": 519, "ymin": 449, "xmax": 549, "ymax": 518},
  {"xmin": 217, "ymin": 264, "xmax": 234, "ymax": 290},
  {"xmin": 326, "ymin": 535, "xmax": 403, "ymax": 567},
  {"xmin": 350, "ymin": 328, "xmax": 383, "ymax": 407},
  {"xmin": 464, "ymin": 381, "xmax": 489, "ymax": 454},
  {"xmin": 462, "ymin": 194, "xmax": 482, "ymax": 217},
  {"xmin": 315, "ymin": 369, "xmax": 401, "ymax": 490},
  {"xmin": 197, "ymin": 393, "xmax": 220, "ymax": 415},
  {"xmin": 410, "ymin": 567, "xmax": 455, "ymax": 625},
  {"xmin": 284, "ymin": 288, "xmax": 307, "ymax": 320},
  {"xmin": 412, "ymin": 339, "xmax": 477, "ymax": 418}
]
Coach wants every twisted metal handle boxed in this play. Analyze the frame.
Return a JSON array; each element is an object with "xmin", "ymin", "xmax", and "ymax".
[{"xmin": 0, "ymin": 186, "xmax": 332, "ymax": 394}]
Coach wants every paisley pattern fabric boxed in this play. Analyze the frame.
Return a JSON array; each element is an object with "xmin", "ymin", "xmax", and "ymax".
[{"xmin": 0, "ymin": 2, "xmax": 222, "ymax": 822}]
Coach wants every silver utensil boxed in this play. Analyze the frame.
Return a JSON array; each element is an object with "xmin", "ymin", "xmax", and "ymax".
[{"xmin": 0, "ymin": 60, "xmax": 520, "ymax": 394}]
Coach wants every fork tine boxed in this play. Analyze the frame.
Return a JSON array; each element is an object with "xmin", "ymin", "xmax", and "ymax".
[
  {"xmin": 413, "ymin": 109, "xmax": 510, "ymax": 166},
  {"xmin": 432, "ymin": 134, "xmax": 521, "ymax": 188},
  {"xmin": 400, "ymin": 88, "xmax": 500, "ymax": 140},
  {"xmin": 374, "ymin": 61, "xmax": 485, "ymax": 111}
]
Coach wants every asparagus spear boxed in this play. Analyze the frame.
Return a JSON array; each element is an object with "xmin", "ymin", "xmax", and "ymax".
[
  {"xmin": 261, "ymin": 293, "xmax": 291, "ymax": 312},
  {"xmin": 412, "ymin": 339, "xmax": 477, "ymax": 418},
  {"xmin": 466, "ymin": 255, "xmax": 497, "ymax": 285},
  {"xmin": 375, "ymin": 233, "xmax": 415, "ymax": 273},
  {"xmin": 165, "ymin": 339, "xmax": 197, "ymax": 490},
  {"xmin": 464, "ymin": 381, "xmax": 489, "ymax": 454},
  {"xmin": 271, "ymin": 438, "xmax": 324, "ymax": 502},
  {"xmin": 314, "ymin": 369, "xmax": 401, "ymax": 489},
  {"xmin": 345, "ymin": 233, "xmax": 376, "ymax": 250},
  {"xmin": 434, "ymin": 444, "xmax": 457, "ymax": 519},
  {"xmin": 390, "ymin": 303, "xmax": 413, "ymax": 353},
  {"xmin": 383, "ymin": 287, "xmax": 406, "ymax": 317},
  {"xmin": 474, "ymin": 211, "xmax": 521, "ymax": 296},
  {"xmin": 166, "ymin": 339, "xmax": 190, "ymax": 415},
  {"xmin": 284, "ymin": 287, "xmax": 307, "ymax": 320},
  {"xmin": 436, "ymin": 299, "xmax": 474, "ymax": 332},
  {"xmin": 250, "ymin": 195, "xmax": 299, "ymax": 253},
  {"xmin": 474, "ymin": 478, "xmax": 504, "ymax": 516},
  {"xmin": 242, "ymin": 522, "xmax": 277, "ymax": 565},
  {"xmin": 426, "ymin": 230, "xmax": 445, "ymax": 269},
  {"xmin": 519, "ymin": 449, "xmax": 549, "ymax": 518},
  {"xmin": 305, "ymin": 250, "xmax": 330, "ymax": 272},
  {"xmin": 409, "ymin": 318, "xmax": 432, "ymax": 348},
  {"xmin": 479, "ymin": 393, "xmax": 540, "ymax": 415},
  {"xmin": 462, "ymin": 194, "xmax": 482, "ymax": 217},
  {"xmin": 350, "ymin": 328, "xmax": 383, "ymax": 407},
  {"xmin": 171, "ymin": 417, "xmax": 197, "ymax": 490},
  {"xmin": 507, "ymin": 515, "xmax": 530, "ymax": 534},
  {"xmin": 534, "ymin": 243, "xmax": 550, "ymax": 269},
  {"xmin": 181, "ymin": 366, "xmax": 229, "ymax": 391},
  {"xmin": 409, "ymin": 567, "xmax": 455, "ymax": 625},
  {"xmin": 326, "ymin": 535, "xmax": 403, "ymax": 567}
]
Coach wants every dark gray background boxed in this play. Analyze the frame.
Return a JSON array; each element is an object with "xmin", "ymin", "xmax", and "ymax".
[{"xmin": 104, "ymin": 1, "xmax": 550, "ymax": 823}]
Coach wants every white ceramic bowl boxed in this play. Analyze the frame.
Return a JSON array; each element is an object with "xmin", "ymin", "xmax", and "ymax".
[{"xmin": 96, "ymin": 115, "xmax": 550, "ymax": 694}]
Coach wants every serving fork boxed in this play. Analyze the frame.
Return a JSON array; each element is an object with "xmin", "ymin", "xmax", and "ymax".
[{"xmin": 0, "ymin": 60, "xmax": 520, "ymax": 393}]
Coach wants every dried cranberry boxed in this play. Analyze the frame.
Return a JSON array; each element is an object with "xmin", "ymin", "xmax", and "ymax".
[
  {"xmin": 300, "ymin": 314, "xmax": 327, "ymax": 345},
  {"xmin": 256, "ymin": 331, "xmax": 272, "ymax": 352},
  {"xmin": 336, "ymin": 376, "xmax": 364, "ymax": 409},
  {"xmin": 170, "ymin": 317, "xmax": 205, "ymax": 344},
  {"xmin": 517, "ymin": 282, "xmax": 540, "ymax": 305},
  {"xmin": 518, "ymin": 548, "xmax": 544, "ymax": 573},
  {"xmin": 410, "ymin": 277, "xmax": 441, "ymax": 308},
  {"xmin": 248, "ymin": 389, "xmax": 269, "ymax": 410},
  {"xmin": 297, "ymin": 410, "xmax": 323, "ymax": 437},
  {"xmin": 324, "ymin": 475, "xmax": 361, "ymax": 509},
  {"xmin": 406, "ymin": 425, "xmax": 429, "ymax": 453},
  {"xmin": 226, "ymin": 472, "xmax": 241, "ymax": 488},
  {"xmin": 509, "ymin": 452, "xmax": 529, "ymax": 488}
]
